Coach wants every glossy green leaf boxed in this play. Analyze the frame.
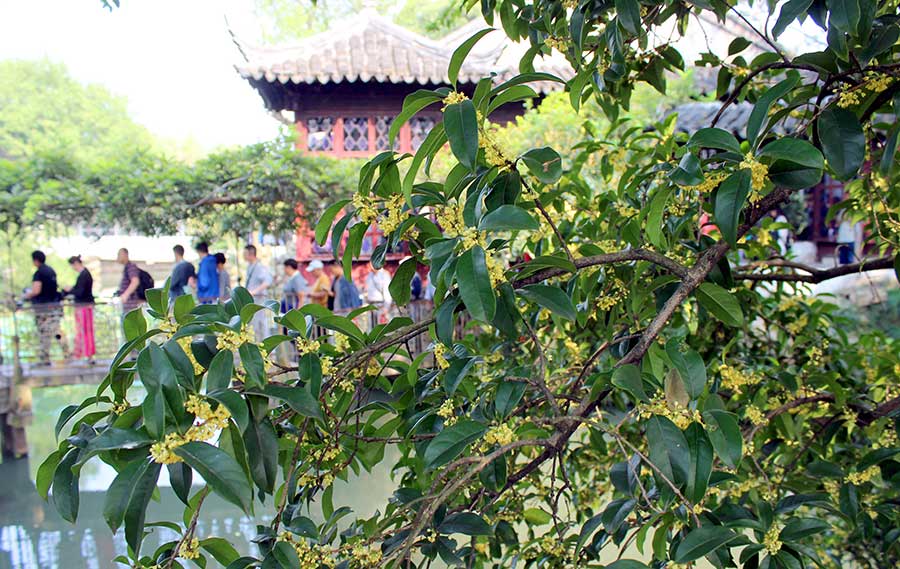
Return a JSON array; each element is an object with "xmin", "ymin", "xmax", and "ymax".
[
  {"xmin": 438, "ymin": 512, "xmax": 493, "ymax": 535},
  {"xmin": 674, "ymin": 526, "xmax": 738, "ymax": 562},
  {"xmin": 746, "ymin": 74, "xmax": 799, "ymax": 146},
  {"xmin": 714, "ymin": 170, "xmax": 751, "ymax": 247},
  {"xmin": 665, "ymin": 342, "xmax": 708, "ymax": 399},
  {"xmin": 696, "ymin": 282, "xmax": 744, "ymax": 327},
  {"xmin": 51, "ymin": 448, "xmax": 80, "ymax": 523},
  {"xmin": 615, "ymin": 0, "xmax": 641, "ymax": 34},
  {"xmin": 315, "ymin": 199, "xmax": 350, "ymax": 246},
  {"xmin": 703, "ymin": 410, "xmax": 743, "ymax": 468},
  {"xmin": 448, "ymin": 28, "xmax": 493, "ymax": 85},
  {"xmin": 685, "ymin": 423, "xmax": 713, "ymax": 504},
  {"xmin": 265, "ymin": 385, "xmax": 322, "ymax": 420},
  {"xmin": 444, "ymin": 99, "xmax": 479, "ymax": 170},
  {"xmin": 758, "ymin": 137, "xmax": 825, "ymax": 189},
  {"xmin": 424, "ymin": 420, "xmax": 487, "ymax": 469},
  {"xmin": 612, "ymin": 364, "xmax": 649, "ymax": 403},
  {"xmin": 175, "ymin": 442, "xmax": 253, "ymax": 514},
  {"xmin": 520, "ymin": 146, "xmax": 563, "ymax": 184},
  {"xmin": 669, "ymin": 152, "xmax": 704, "ymax": 186},
  {"xmin": 819, "ymin": 107, "xmax": 866, "ymax": 180},
  {"xmin": 388, "ymin": 257, "xmax": 417, "ymax": 307},
  {"xmin": 206, "ymin": 348, "xmax": 234, "ymax": 393},
  {"xmin": 389, "ymin": 90, "xmax": 442, "ymax": 143},
  {"xmin": 239, "ymin": 343, "xmax": 267, "ymax": 388},
  {"xmin": 773, "ymin": 0, "xmax": 814, "ymax": 38},
  {"xmin": 456, "ymin": 246, "xmax": 496, "ymax": 322},
  {"xmin": 518, "ymin": 284, "xmax": 576, "ymax": 321},
  {"xmin": 687, "ymin": 127, "xmax": 742, "ymax": 154},
  {"xmin": 479, "ymin": 204, "xmax": 539, "ymax": 231}
]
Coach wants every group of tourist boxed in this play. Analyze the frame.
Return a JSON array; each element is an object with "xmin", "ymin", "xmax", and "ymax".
[{"xmin": 20, "ymin": 241, "xmax": 428, "ymax": 366}]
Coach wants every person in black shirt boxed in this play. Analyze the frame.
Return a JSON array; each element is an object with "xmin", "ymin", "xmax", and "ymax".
[
  {"xmin": 22, "ymin": 250, "xmax": 65, "ymax": 365},
  {"xmin": 63, "ymin": 256, "xmax": 96, "ymax": 362}
]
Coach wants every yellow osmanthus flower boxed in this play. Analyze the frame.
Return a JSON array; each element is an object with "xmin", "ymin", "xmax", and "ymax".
[
  {"xmin": 486, "ymin": 255, "xmax": 506, "ymax": 288},
  {"xmin": 352, "ymin": 193, "xmax": 378, "ymax": 225},
  {"xmin": 595, "ymin": 278, "xmax": 628, "ymax": 311},
  {"xmin": 846, "ymin": 465, "xmax": 880, "ymax": 485},
  {"xmin": 615, "ymin": 203, "xmax": 639, "ymax": 218},
  {"xmin": 460, "ymin": 227, "xmax": 488, "ymax": 250},
  {"xmin": 278, "ymin": 532, "xmax": 336, "ymax": 568},
  {"xmin": 436, "ymin": 399, "xmax": 457, "ymax": 426},
  {"xmin": 837, "ymin": 88, "xmax": 862, "ymax": 108},
  {"xmin": 864, "ymin": 71, "xmax": 893, "ymax": 93},
  {"xmin": 334, "ymin": 333, "xmax": 350, "ymax": 353},
  {"xmin": 111, "ymin": 399, "xmax": 130, "ymax": 415},
  {"xmin": 433, "ymin": 343, "xmax": 450, "ymax": 370},
  {"xmin": 442, "ymin": 91, "xmax": 468, "ymax": 109},
  {"xmin": 435, "ymin": 201, "xmax": 466, "ymax": 237},
  {"xmin": 177, "ymin": 336, "xmax": 205, "ymax": 375},
  {"xmin": 178, "ymin": 537, "xmax": 200, "ymax": 560},
  {"xmin": 740, "ymin": 153, "xmax": 769, "ymax": 194},
  {"xmin": 483, "ymin": 423, "xmax": 516, "ymax": 447},
  {"xmin": 719, "ymin": 363, "xmax": 762, "ymax": 394},
  {"xmin": 349, "ymin": 543, "xmax": 383, "ymax": 568},
  {"xmin": 158, "ymin": 319, "xmax": 178, "ymax": 338},
  {"xmin": 745, "ymin": 405, "xmax": 767, "ymax": 426},
  {"xmin": 150, "ymin": 395, "xmax": 232, "ymax": 464},
  {"xmin": 763, "ymin": 524, "xmax": 783, "ymax": 555},
  {"xmin": 544, "ymin": 35, "xmax": 569, "ymax": 52},
  {"xmin": 296, "ymin": 337, "xmax": 321, "ymax": 356},
  {"xmin": 637, "ymin": 396, "xmax": 704, "ymax": 430},
  {"xmin": 785, "ymin": 313, "xmax": 809, "ymax": 335},
  {"xmin": 217, "ymin": 325, "xmax": 255, "ymax": 351},
  {"xmin": 320, "ymin": 356, "xmax": 335, "ymax": 377},
  {"xmin": 381, "ymin": 194, "xmax": 408, "ymax": 235}
]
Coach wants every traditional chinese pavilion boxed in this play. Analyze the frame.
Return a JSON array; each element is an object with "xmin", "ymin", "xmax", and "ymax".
[{"xmin": 235, "ymin": 9, "xmax": 568, "ymax": 262}]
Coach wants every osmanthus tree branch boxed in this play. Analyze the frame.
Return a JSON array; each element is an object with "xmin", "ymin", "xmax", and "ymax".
[{"xmin": 735, "ymin": 255, "xmax": 895, "ymax": 283}]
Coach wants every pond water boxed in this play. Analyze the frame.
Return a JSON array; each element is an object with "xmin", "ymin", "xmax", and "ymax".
[{"xmin": 0, "ymin": 384, "xmax": 397, "ymax": 569}]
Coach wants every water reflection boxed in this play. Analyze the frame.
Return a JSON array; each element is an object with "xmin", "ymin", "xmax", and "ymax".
[{"xmin": 0, "ymin": 384, "xmax": 397, "ymax": 568}]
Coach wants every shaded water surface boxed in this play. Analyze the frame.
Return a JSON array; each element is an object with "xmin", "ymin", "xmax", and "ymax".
[{"xmin": 0, "ymin": 385, "xmax": 395, "ymax": 568}]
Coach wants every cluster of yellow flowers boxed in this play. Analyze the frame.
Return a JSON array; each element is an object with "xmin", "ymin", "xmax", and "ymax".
[
  {"xmin": 739, "ymin": 153, "xmax": 769, "ymax": 194},
  {"xmin": 150, "ymin": 395, "xmax": 232, "ymax": 464},
  {"xmin": 296, "ymin": 337, "xmax": 321, "ymax": 356},
  {"xmin": 177, "ymin": 336, "xmax": 205, "ymax": 375},
  {"xmin": 544, "ymin": 36, "xmax": 569, "ymax": 52},
  {"xmin": 334, "ymin": 333, "xmax": 350, "ymax": 353},
  {"xmin": 864, "ymin": 70, "xmax": 894, "ymax": 92},
  {"xmin": 486, "ymin": 255, "xmax": 507, "ymax": 288},
  {"xmin": 483, "ymin": 423, "xmax": 516, "ymax": 447},
  {"xmin": 637, "ymin": 396, "xmax": 704, "ymax": 430},
  {"xmin": 436, "ymin": 399, "xmax": 457, "ymax": 426},
  {"xmin": 352, "ymin": 192, "xmax": 379, "ymax": 225},
  {"xmin": 763, "ymin": 524, "xmax": 783, "ymax": 555},
  {"xmin": 596, "ymin": 278, "xmax": 628, "ymax": 310},
  {"xmin": 337, "ymin": 375, "xmax": 356, "ymax": 392},
  {"xmin": 158, "ymin": 319, "xmax": 178, "ymax": 337},
  {"xmin": 348, "ymin": 543, "xmax": 383, "ymax": 568},
  {"xmin": 110, "ymin": 399, "xmax": 130, "ymax": 415},
  {"xmin": 481, "ymin": 131, "xmax": 511, "ymax": 169},
  {"xmin": 563, "ymin": 337, "xmax": 583, "ymax": 363},
  {"xmin": 562, "ymin": 0, "xmax": 578, "ymax": 9},
  {"xmin": 846, "ymin": 465, "xmax": 880, "ymax": 485},
  {"xmin": 442, "ymin": 90, "xmax": 468, "ymax": 109},
  {"xmin": 539, "ymin": 536, "xmax": 568, "ymax": 558},
  {"xmin": 718, "ymin": 363, "xmax": 762, "ymax": 394},
  {"xmin": 379, "ymin": 193, "xmax": 408, "ymax": 235},
  {"xmin": 178, "ymin": 537, "xmax": 200, "ymax": 560},
  {"xmin": 807, "ymin": 344, "xmax": 825, "ymax": 366},
  {"xmin": 745, "ymin": 405, "xmax": 767, "ymax": 426},
  {"xmin": 278, "ymin": 532, "xmax": 336, "ymax": 568},
  {"xmin": 320, "ymin": 356, "xmax": 335, "ymax": 377},
  {"xmin": 785, "ymin": 313, "xmax": 809, "ymax": 335},
  {"xmin": 217, "ymin": 325, "xmax": 255, "ymax": 351},
  {"xmin": 433, "ymin": 343, "xmax": 450, "ymax": 370},
  {"xmin": 615, "ymin": 203, "xmax": 639, "ymax": 218},
  {"xmin": 435, "ymin": 201, "xmax": 465, "ymax": 236},
  {"xmin": 298, "ymin": 471, "xmax": 335, "ymax": 488},
  {"xmin": 838, "ymin": 73, "xmax": 894, "ymax": 108}
]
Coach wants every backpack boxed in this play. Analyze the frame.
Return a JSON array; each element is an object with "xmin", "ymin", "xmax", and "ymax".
[
  {"xmin": 340, "ymin": 278, "xmax": 363, "ymax": 309},
  {"xmin": 136, "ymin": 269, "xmax": 155, "ymax": 300}
]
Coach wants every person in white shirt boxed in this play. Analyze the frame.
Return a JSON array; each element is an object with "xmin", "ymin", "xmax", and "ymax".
[
  {"xmin": 243, "ymin": 244, "xmax": 273, "ymax": 340},
  {"xmin": 365, "ymin": 262, "xmax": 392, "ymax": 321}
]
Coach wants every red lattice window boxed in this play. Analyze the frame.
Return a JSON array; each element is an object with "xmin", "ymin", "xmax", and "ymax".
[
  {"xmin": 375, "ymin": 116, "xmax": 398, "ymax": 151},
  {"xmin": 307, "ymin": 118, "xmax": 333, "ymax": 151},
  {"xmin": 410, "ymin": 117, "xmax": 436, "ymax": 151},
  {"xmin": 343, "ymin": 117, "xmax": 369, "ymax": 152}
]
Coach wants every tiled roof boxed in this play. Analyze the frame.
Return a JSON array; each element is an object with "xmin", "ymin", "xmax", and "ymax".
[
  {"xmin": 234, "ymin": 12, "xmax": 571, "ymax": 94},
  {"xmin": 669, "ymin": 102, "xmax": 755, "ymax": 138}
]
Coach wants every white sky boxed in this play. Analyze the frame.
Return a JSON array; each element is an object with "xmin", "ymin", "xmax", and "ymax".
[{"xmin": 0, "ymin": 0, "xmax": 279, "ymax": 151}]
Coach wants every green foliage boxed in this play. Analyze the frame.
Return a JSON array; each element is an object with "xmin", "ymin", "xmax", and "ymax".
[
  {"xmin": 0, "ymin": 59, "xmax": 155, "ymax": 162},
  {"xmin": 43, "ymin": 0, "xmax": 900, "ymax": 568}
]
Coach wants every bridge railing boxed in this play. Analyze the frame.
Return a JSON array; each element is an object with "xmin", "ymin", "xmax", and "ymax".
[{"xmin": 0, "ymin": 300, "xmax": 126, "ymax": 366}]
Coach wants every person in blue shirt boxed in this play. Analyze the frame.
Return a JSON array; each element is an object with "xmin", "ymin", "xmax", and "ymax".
[{"xmin": 194, "ymin": 242, "xmax": 219, "ymax": 303}]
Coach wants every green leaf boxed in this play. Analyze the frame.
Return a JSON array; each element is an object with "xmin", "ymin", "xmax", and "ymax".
[
  {"xmin": 746, "ymin": 74, "xmax": 799, "ymax": 146},
  {"xmin": 615, "ymin": 0, "xmax": 641, "ymax": 34},
  {"xmin": 424, "ymin": 420, "xmax": 487, "ymax": 469},
  {"xmin": 272, "ymin": 541, "xmax": 301, "ymax": 569},
  {"xmin": 123, "ymin": 308, "xmax": 147, "ymax": 342},
  {"xmin": 612, "ymin": 364, "xmax": 649, "ymax": 403},
  {"xmin": 456, "ymin": 246, "xmax": 496, "ymax": 323},
  {"xmin": 714, "ymin": 170, "xmax": 751, "ymax": 247},
  {"xmin": 388, "ymin": 257, "xmax": 417, "ymax": 307},
  {"xmin": 486, "ymin": 84, "xmax": 538, "ymax": 115},
  {"xmin": 51, "ymin": 448, "xmax": 80, "ymax": 523},
  {"xmin": 819, "ymin": 107, "xmax": 866, "ymax": 180},
  {"xmin": 36, "ymin": 450, "xmax": 62, "ymax": 500},
  {"xmin": 606, "ymin": 561, "xmax": 651, "ymax": 569},
  {"xmin": 495, "ymin": 380, "xmax": 527, "ymax": 418},
  {"xmin": 674, "ymin": 526, "xmax": 738, "ymax": 563},
  {"xmin": 828, "ymin": 0, "xmax": 860, "ymax": 34},
  {"xmin": 123, "ymin": 460, "xmax": 161, "ymax": 557},
  {"xmin": 175, "ymin": 442, "xmax": 254, "ymax": 514},
  {"xmin": 206, "ymin": 348, "xmax": 234, "ymax": 393},
  {"xmin": 523, "ymin": 508, "xmax": 552, "ymax": 525},
  {"xmin": 444, "ymin": 99, "xmax": 479, "ymax": 170},
  {"xmin": 696, "ymin": 282, "xmax": 744, "ymax": 327},
  {"xmin": 201, "ymin": 537, "xmax": 241, "ymax": 566},
  {"xmin": 773, "ymin": 0, "xmax": 814, "ymax": 38},
  {"xmin": 880, "ymin": 125, "xmax": 898, "ymax": 175},
  {"xmin": 208, "ymin": 389, "xmax": 250, "ymax": 432},
  {"xmin": 669, "ymin": 152, "xmax": 704, "ymax": 186},
  {"xmin": 781, "ymin": 518, "xmax": 831, "ymax": 540},
  {"xmin": 438, "ymin": 512, "xmax": 493, "ymax": 535},
  {"xmin": 389, "ymin": 90, "xmax": 442, "ymax": 143},
  {"xmin": 728, "ymin": 37, "xmax": 752, "ymax": 55},
  {"xmin": 448, "ymin": 28, "xmax": 493, "ymax": 85},
  {"xmin": 243, "ymin": 418, "xmax": 279, "ymax": 494},
  {"xmin": 646, "ymin": 416, "xmax": 689, "ymax": 490},
  {"xmin": 518, "ymin": 284, "xmax": 576, "ymax": 321},
  {"xmin": 315, "ymin": 199, "xmax": 350, "ymax": 246},
  {"xmin": 685, "ymin": 423, "xmax": 713, "ymax": 504},
  {"xmin": 665, "ymin": 342, "xmax": 708, "ymax": 399},
  {"xmin": 758, "ymin": 137, "xmax": 825, "ymax": 189},
  {"xmin": 265, "ymin": 385, "xmax": 323, "ymax": 420},
  {"xmin": 84, "ymin": 427, "xmax": 151, "ymax": 454},
  {"xmin": 520, "ymin": 146, "xmax": 563, "ymax": 184},
  {"xmin": 687, "ymin": 128, "xmax": 742, "ymax": 154},
  {"xmin": 479, "ymin": 205, "xmax": 539, "ymax": 231},
  {"xmin": 703, "ymin": 410, "xmax": 742, "ymax": 468},
  {"xmin": 239, "ymin": 343, "xmax": 267, "ymax": 388}
]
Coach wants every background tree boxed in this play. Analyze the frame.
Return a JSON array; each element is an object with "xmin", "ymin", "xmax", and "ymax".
[{"xmin": 43, "ymin": 1, "xmax": 900, "ymax": 569}]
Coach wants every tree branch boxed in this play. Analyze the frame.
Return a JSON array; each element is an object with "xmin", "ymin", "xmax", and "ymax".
[{"xmin": 735, "ymin": 256, "xmax": 895, "ymax": 283}]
